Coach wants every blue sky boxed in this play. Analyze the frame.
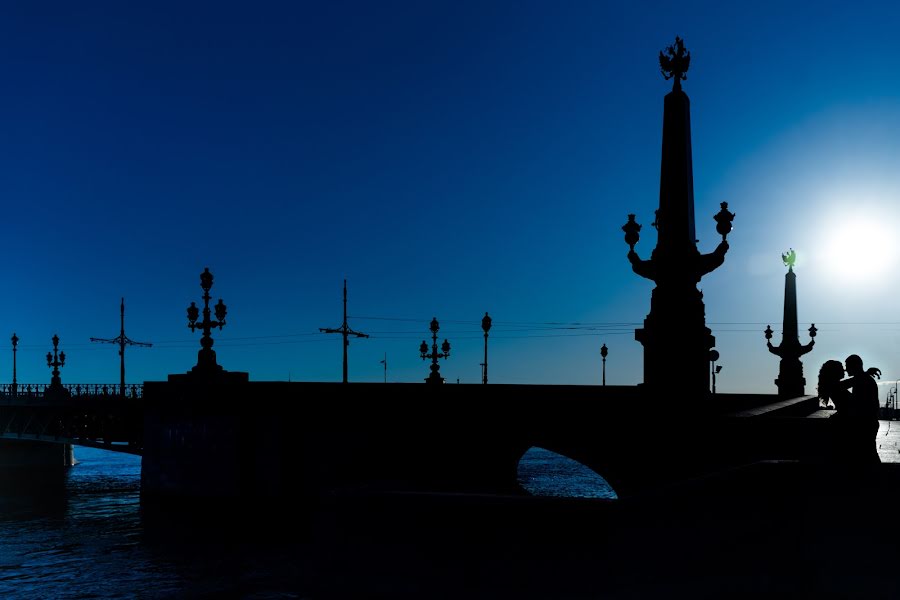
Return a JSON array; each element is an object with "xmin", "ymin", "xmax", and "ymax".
[{"xmin": 2, "ymin": 1, "xmax": 900, "ymax": 397}]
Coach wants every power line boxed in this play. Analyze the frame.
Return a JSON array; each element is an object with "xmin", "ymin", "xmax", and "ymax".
[
  {"xmin": 15, "ymin": 313, "xmax": 895, "ymax": 354},
  {"xmin": 351, "ymin": 314, "xmax": 900, "ymax": 327},
  {"xmin": 319, "ymin": 279, "xmax": 369, "ymax": 383},
  {"xmin": 349, "ymin": 315, "xmax": 643, "ymax": 327},
  {"xmin": 19, "ymin": 321, "xmax": 890, "ymax": 349}
]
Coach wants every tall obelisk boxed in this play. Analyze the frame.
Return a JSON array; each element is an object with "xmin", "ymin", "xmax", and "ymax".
[
  {"xmin": 622, "ymin": 37, "xmax": 734, "ymax": 400},
  {"xmin": 765, "ymin": 249, "xmax": 816, "ymax": 398}
]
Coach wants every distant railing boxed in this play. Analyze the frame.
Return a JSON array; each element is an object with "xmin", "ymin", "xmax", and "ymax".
[{"xmin": 0, "ymin": 383, "xmax": 143, "ymax": 399}]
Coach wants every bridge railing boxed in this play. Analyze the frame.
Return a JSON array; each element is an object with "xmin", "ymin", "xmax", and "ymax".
[{"xmin": 0, "ymin": 383, "xmax": 143, "ymax": 399}]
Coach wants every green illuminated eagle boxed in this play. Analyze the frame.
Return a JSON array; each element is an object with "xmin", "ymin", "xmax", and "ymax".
[{"xmin": 782, "ymin": 248, "xmax": 796, "ymax": 269}]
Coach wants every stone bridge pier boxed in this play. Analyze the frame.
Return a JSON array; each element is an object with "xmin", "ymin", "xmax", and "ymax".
[{"xmin": 0, "ymin": 439, "xmax": 74, "ymax": 469}]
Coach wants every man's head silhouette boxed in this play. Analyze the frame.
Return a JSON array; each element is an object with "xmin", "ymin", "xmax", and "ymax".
[{"xmin": 845, "ymin": 354, "xmax": 864, "ymax": 377}]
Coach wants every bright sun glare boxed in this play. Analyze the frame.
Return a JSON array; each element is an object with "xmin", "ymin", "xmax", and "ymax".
[{"xmin": 821, "ymin": 215, "xmax": 897, "ymax": 283}]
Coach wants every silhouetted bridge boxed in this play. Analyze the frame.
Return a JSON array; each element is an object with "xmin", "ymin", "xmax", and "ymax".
[
  {"xmin": 0, "ymin": 378, "xmax": 847, "ymax": 506},
  {"xmin": 0, "ymin": 383, "xmax": 143, "ymax": 455},
  {"xmin": 137, "ymin": 380, "xmax": 832, "ymax": 505}
]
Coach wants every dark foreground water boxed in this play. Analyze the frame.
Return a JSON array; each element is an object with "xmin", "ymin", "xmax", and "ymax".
[{"xmin": 0, "ymin": 446, "xmax": 614, "ymax": 599}]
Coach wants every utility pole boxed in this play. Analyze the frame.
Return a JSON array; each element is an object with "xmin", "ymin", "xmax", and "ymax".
[
  {"xmin": 380, "ymin": 353, "xmax": 387, "ymax": 383},
  {"xmin": 90, "ymin": 298, "xmax": 152, "ymax": 397},
  {"xmin": 319, "ymin": 279, "xmax": 369, "ymax": 383}
]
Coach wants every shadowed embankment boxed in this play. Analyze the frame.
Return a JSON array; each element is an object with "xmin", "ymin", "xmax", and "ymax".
[{"xmin": 309, "ymin": 461, "xmax": 900, "ymax": 599}]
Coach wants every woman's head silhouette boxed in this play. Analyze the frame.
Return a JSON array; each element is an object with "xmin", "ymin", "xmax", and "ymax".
[{"xmin": 818, "ymin": 359, "xmax": 845, "ymax": 400}]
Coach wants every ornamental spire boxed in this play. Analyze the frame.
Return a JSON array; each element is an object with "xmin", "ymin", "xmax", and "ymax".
[
  {"xmin": 622, "ymin": 36, "xmax": 732, "ymax": 400},
  {"xmin": 766, "ymin": 250, "xmax": 816, "ymax": 398}
]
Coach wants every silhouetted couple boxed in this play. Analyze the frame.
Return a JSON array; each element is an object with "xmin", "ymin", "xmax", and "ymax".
[{"xmin": 817, "ymin": 355, "xmax": 881, "ymax": 465}]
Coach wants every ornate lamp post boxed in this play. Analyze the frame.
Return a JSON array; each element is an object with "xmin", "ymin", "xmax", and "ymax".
[
  {"xmin": 46, "ymin": 334, "xmax": 66, "ymax": 388},
  {"xmin": 11, "ymin": 333, "xmax": 17, "ymax": 398},
  {"xmin": 186, "ymin": 267, "xmax": 228, "ymax": 374},
  {"xmin": 420, "ymin": 317, "xmax": 450, "ymax": 384},
  {"xmin": 601, "ymin": 343, "xmax": 608, "ymax": 386},
  {"xmin": 481, "ymin": 312, "xmax": 492, "ymax": 384}
]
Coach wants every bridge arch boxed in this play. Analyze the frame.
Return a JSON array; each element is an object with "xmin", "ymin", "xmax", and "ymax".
[{"xmin": 516, "ymin": 446, "xmax": 618, "ymax": 499}]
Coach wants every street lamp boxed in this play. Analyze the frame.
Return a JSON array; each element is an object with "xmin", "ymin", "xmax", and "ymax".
[
  {"xmin": 886, "ymin": 387, "xmax": 896, "ymax": 419},
  {"xmin": 47, "ymin": 334, "xmax": 66, "ymax": 388},
  {"xmin": 709, "ymin": 349, "xmax": 720, "ymax": 394},
  {"xmin": 186, "ymin": 267, "xmax": 228, "ymax": 374},
  {"xmin": 888, "ymin": 379, "xmax": 900, "ymax": 421},
  {"xmin": 11, "ymin": 333, "xmax": 17, "ymax": 398},
  {"xmin": 622, "ymin": 214, "xmax": 641, "ymax": 250},
  {"xmin": 420, "ymin": 317, "xmax": 450, "ymax": 384},
  {"xmin": 714, "ymin": 202, "xmax": 736, "ymax": 241},
  {"xmin": 481, "ymin": 312, "xmax": 492, "ymax": 384},
  {"xmin": 600, "ymin": 343, "xmax": 608, "ymax": 386}
]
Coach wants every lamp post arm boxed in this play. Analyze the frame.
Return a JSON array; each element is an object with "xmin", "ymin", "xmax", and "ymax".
[
  {"xmin": 627, "ymin": 250, "xmax": 657, "ymax": 281},
  {"xmin": 696, "ymin": 240, "xmax": 729, "ymax": 278},
  {"xmin": 799, "ymin": 339, "xmax": 815, "ymax": 356}
]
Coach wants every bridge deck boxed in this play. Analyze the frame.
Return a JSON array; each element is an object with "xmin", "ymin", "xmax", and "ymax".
[
  {"xmin": 877, "ymin": 419, "xmax": 900, "ymax": 463},
  {"xmin": 805, "ymin": 412, "xmax": 900, "ymax": 463}
]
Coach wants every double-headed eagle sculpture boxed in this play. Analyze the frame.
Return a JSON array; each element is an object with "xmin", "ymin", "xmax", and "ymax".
[
  {"xmin": 659, "ymin": 36, "xmax": 690, "ymax": 89},
  {"xmin": 782, "ymin": 248, "xmax": 796, "ymax": 270}
]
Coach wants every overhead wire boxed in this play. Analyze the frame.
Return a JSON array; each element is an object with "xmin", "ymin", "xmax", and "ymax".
[{"xmin": 11, "ymin": 317, "xmax": 900, "ymax": 351}]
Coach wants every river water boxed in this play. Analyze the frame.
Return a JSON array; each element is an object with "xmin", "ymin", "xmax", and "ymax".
[{"xmin": 0, "ymin": 446, "xmax": 614, "ymax": 598}]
